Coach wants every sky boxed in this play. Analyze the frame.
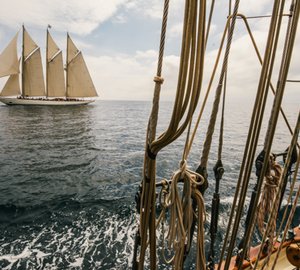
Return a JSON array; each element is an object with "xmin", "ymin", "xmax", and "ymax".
[{"xmin": 0, "ymin": 0, "xmax": 299, "ymax": 102}]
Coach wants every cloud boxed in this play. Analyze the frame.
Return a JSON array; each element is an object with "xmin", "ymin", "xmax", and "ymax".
[
  {"xmin": 85, "ymin": 49, "xmax": 181, "ymax": 101},
  {"xmin": 86, "ymin": 53, "xmax": 156, "ymax": 100},
  {"xmin": 0, "ymin": 0, "xmax": 128, "ymax": 35},
  {"xmin": 169, "ymin": 23, "xmax": 183, "ymax": 39},
  {"xmin": 238, "ymin": 0, "xmax": 273, "ymax": 15},
  {"xmin": 126, "ymin": 0, "xmax": 183, "ymax": 19}
]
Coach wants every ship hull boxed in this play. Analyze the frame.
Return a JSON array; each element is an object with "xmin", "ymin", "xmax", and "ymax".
[{"xmin": 0, "ymin": 97, "xmax": 95, "ymax": 106}]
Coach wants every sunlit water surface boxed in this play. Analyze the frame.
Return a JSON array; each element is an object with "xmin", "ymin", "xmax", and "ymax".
[{"xmin": 0, "ymin": 100, "xmax": 298, "ymax": 269}]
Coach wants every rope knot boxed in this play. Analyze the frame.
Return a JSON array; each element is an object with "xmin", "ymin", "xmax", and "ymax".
[{"xmin": 154, "ymin": 76, "xmax": 164, "ymax": 84}]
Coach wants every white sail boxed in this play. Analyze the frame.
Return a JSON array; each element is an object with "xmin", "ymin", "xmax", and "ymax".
[
  {"xmin": 47, "ymin": 51, "xmax": 65, "ymax": 97},
  {"xmin": 0, "ymin": 74, "xmax": 20, "ymax": 96},
  {"xmin": 24, "ymin": 29, "xmax": 38, "ymax": 59},
  {"xmin": 67, "ymin": 34, "xmax": 79, "ymax": 64},
  {"xmin": 23, "ymin": 48, "xmax": 45, "ymax": 96},
  {"xmin": 0, "ymin": 33, "xmax": 19, "ymax": 78},
  {"xmin": 67, "ymin": 52, "xmax": 98, "ymax": 97},
  {"xmin": 47, "ymin": 31, "xmax": 60, "ymax": 61},
  {"xmin": 66, "ymin": 35, "xmax": 97, "ymax": 98}
]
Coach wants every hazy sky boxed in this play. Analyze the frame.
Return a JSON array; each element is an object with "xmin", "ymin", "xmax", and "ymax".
[{"xmin": 0, "ymin": 0, "xmax": 299, "ymax": 101}]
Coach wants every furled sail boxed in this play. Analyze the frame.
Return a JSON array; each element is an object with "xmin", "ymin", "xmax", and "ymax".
[
  {"xmin": 23, "ymin": 48, "xmax": 45, "ymax": 96},
  {"xmin": 47, "ymin": 31, "xmax": 65, "ymax": 97},
  {"xmin": 0, "ymin": 74, "xmax": 20, "ymax": 96},
  {"xmin": 67, "ymin": 35, "xmax": 97, "ymax": 98},
  {"xmin": 0, "ymin": 33, "xmax": 19, "ymax": 78}
]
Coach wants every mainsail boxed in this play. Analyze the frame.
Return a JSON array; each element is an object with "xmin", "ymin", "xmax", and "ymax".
[
  {"xmin": 0, "ymin": 33, "xmax": 19, "ymax": 78},
  {"xmin": 66, "ymin": 34, "xmax": 97, "ymax": 98},
  {"xmin": 46, "ymin": 31, "xmax": 65, "ymax": 97},
  {"xmin": 23, "ymin": 28, "xmax": 45, "ymax": 97}
]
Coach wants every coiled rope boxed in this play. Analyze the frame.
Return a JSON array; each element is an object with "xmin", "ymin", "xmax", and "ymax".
[
  {"xmin": 256, "ymin": 155, "xmax": 282, "ymax": 255},
  {"xmin": 271, "ymin": 142, "xmax": 300, "ymax": 270}
]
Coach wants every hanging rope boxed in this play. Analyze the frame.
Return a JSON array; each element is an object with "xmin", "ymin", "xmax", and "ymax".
[
  {"xmin": 164, "ymin": 160, "xmax": 206, "ymax": 269},
  {"xmin": 136, "ymin": 0, "xmax": 207, "ymax": 269},
  {"xmin": 135, "ymin": 1, "xmax": 170, "ymax": 268},
  {"xmin": 256, "ymin": 155, "xmax": 282, "ymax": 253},
  {"xmin": 198, "ymin": 0, "xmax": 240, "ymax": 172}
]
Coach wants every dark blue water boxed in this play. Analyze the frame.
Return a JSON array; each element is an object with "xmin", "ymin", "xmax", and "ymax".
[{"xmin": 0, "ymin": 100, "xmax": 298, "ymax": 269}]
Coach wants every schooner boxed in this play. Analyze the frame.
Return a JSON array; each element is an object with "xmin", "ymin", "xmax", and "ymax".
[{"xmin": 0, "ymin": 26, "xmax": 98, "ymax": 105}]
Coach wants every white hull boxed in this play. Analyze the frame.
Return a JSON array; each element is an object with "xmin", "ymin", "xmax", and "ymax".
[{"xmin": 0, "ymin": 97, "xmax": 95, "ymax": 106}]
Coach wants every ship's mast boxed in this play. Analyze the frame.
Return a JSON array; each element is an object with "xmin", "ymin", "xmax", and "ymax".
[
  {"xmin": 46, "ymin": 28, "xmax": 49, "ymax": 98},
  {"xmin": 21, "ymin": 24, "xmax": 25, "ymax": 97},
  {"xmin": 66, "ymin": 32, "xmax": 69, "ymax": 99}
]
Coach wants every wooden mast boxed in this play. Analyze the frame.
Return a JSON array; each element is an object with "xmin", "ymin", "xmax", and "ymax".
[
  {"xmin": 66, "ymin": 32, "xmax": 69, "ymax": 99},
  {"xmin": 46, "ymin": 27, "xmax": 49, "ymax": 98},
  {"xmin": 21, "ymin": 24, "xmax": 25, "ymax": 97}
]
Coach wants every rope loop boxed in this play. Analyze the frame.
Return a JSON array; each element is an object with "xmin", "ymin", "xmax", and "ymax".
[{"xmin": 155, "ymin": 161, "xmax": 207, "ymax": 269}]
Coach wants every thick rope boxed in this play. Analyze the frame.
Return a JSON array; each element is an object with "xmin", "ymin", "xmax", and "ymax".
[
  {"xmin": 256, "ymin": 156, "xmax": 282, "ymax": 254},
  {"xmin": 164, "ymin": 160, "xmax": 206, "ymax": 270},
  {"xmin": 138, "ymin": 0, "xmax": 207, "ymax": 269},
  {"xmin": 151, "ymin": 0, "xmax": 206, "ymax": 154},
  {"xmin": 199, "ymin": 0, "xmax": 240, "ymax": 169},
  {"xmin": 138, "ymin": 1, "xmax": 170, "ymax": 268}
]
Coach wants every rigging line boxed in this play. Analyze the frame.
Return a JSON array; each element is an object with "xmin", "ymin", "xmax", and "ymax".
[
  {"xmin": 151, "ymin": 0, "xmax": 206, "ymax": 154},
  {"xmin": 199, "ymin": 0, "xmax": 240, "ymax": 170},
  {"xmin": 250, "ymin": 1, "xmax": 300, "ymax": 268},
  {"xmin": 271, "ymin": 145, "xmax": 300, "ymax": 270},
  {"xmin": 207, "ymin": 12, "xmax": 228, "ymax": 270},
  {"xmin": 221, "ymin": 1, "xmax": 286, "ymax": 269},
  {"xmin": 236, "ymin": 13, "xmax": 298, "ymax": 147},
  {"xmin": 237, "ymin": 14, "xmax": 290, "ymax": 19},
  {"xmin": 137, "ymin": 0, "xmax": 170, "ymax": 268},
  {"xmin": 186, "ymin": 11, "xmax": 297, "ymax": 160},
  {"xmin": 185, "ymin": 15, "xmax": 231, "ymax": 158},
  {"xmin": 239, "ymin": 1, "xmax": 300, "ymax": 268},
  {"xmin": 205, "ymin": 0, "xmax": 215, "ymax": 46},
  {"xmin": 255, "ymin": 112, "xmax": 300, "ymax": 270},
  {"xmin": 139, "ymin": 0, "xmax": 207, "ymax": 267},
  {"xmin": 286, "ymin": 79, "xmax": 300, "ymax": 82}
]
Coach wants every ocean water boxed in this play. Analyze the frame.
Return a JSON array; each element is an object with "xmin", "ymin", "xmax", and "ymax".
[{"xmin": 0, "ymin": 100, "xmax": 298, "ymax": 269}]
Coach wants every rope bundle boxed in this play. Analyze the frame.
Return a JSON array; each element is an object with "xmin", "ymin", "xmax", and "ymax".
[
  {"xmin": 166, "ymin": 161, "xmax": 206, "ymax": 269},
  {"xmin": 257, "ymin": 155, "xmax": 282, "ymax": 254}
]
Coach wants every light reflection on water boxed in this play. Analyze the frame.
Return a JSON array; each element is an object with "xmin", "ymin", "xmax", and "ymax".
[{"xmin": 0, "ymin": 100, "xmax": 298, "ymax": 269}]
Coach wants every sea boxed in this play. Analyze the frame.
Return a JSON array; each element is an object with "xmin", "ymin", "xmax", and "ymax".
[{"xmin": 0, "ymin": 99, "xmax": 299, "ymax": 270}]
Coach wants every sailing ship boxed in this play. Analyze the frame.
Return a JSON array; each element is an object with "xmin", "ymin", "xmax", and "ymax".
[
  {"xmin": 132, "ymin": 0, "xmax": 299, "ymax": 270},
  {"xmin": 0, "ymin": 26, "xmax": 98, "ymax": 105}
]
